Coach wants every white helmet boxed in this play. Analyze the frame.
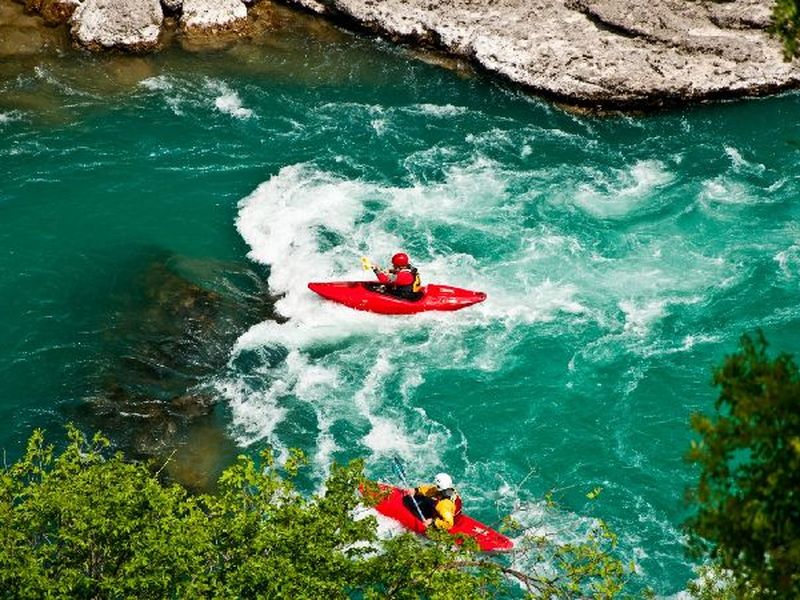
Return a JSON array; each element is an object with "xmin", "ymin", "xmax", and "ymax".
[{"xmin": 434, "ymin": 472, "xmax": 454, "ymax": 490}]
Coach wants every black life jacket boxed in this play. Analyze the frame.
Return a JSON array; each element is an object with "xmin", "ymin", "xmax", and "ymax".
[{"xmin": 391, "ymin": 264, "xmax": 422, "ymax": 298}]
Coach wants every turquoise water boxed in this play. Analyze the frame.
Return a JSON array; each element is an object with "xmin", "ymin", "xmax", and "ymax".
[{"xmin": 3, "ymin": 20, "xmax": 800, "ymax": 595}]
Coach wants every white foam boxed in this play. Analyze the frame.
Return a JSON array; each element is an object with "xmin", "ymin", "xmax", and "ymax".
[
  {"xmin": 698, "ymin": 177, "xmax": 755, "ymax": 207},
  {"xmin": 216, "ymin": 376, "xmax": 288, "ymax": 447},
  {"xmin": 228, "ymin": 162, "xmax": 525, "ymax": 459},
  {"xmin": 0, "ymin": 111, "xmax": 22, "ymax": 126},
  {"xmin": 619, "ymin": 299, "xmax": 666, "ymax": 336},
  {"xmin": 370, "ymin": 118, "xmax": 387, "ymax": 135},
  {"xmin": 226, "ymin": 157, "xmax": 738, "ymax": 467},
  {"xmin": 571, "ymin": 160, "xmax": 675, "ymax": 219},
  {"xmin": 140, "ymin": 75, "xmax": 186, "ymax": 115},
  {"xmin": 208, "ymin": 80, "xmax": 254, "ymax": 120},
  {"xmin": 724, "ymin": 145, "xmax": 766, "ymax": 175},
  {"xmin": 409, "ymin": 103, "xmax": 468, "ymax": 117},
  {"xmin": 139, "ymin": 77, "xmax": 255, "ymax": 120},
  {"xmin": 775, "ymin": 244, "xmax": 800, "ymax": 279},
  {"xmin": 139, "ymin": 75, "xmax": 172, "ymax": 92},
  {"xmin": 679, "ymin": 333, "xmax": 720, "ymax": 351}
]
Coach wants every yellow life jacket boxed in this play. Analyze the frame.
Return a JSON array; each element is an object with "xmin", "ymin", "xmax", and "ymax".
[{"xmin": 415, "ymin": 484, "xmax": 460, "ymax": 530}]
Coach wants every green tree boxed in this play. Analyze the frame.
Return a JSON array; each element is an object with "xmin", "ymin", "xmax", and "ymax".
[
  {"xmin": 685, "ymin": 332, "xmax": 800, "ymax": 597},
  {"xmin": 1, "ymin": 426, "xmax": 631, "ymax": 598},
  {"xmin": 772, "ymin": 0, "xmax": 800, "ymax": 59},
  {"xmin": 0, "ymin": 426, "xmax": 214, "ymax": 599}
]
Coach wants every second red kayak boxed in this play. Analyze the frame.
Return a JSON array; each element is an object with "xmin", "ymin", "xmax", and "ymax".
[
  {"xmin": 308, "ymin": 281, "xmax": 486, "ymax": 315},
  {"xmin": 361, "ymin": 483, "xmax": 513, "ymax": 552}
]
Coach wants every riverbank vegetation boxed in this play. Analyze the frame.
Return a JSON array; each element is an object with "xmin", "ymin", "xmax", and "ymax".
[
  {"xmin": 685, "ymin": 332, "xmax": 800, "ymax": 598},
  {"xmin": 773, "ymin": 0, "xmax": 800, "ymax": 58},
  {"xmin": 0, "ymin": 427, "xmax": 627, "ymax": 599},
  {"xmin": 2, "ymin": 331, "xmax": 798, "ymax": 598}
]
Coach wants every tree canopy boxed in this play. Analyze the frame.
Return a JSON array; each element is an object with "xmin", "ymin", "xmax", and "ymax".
[
  {"xmin": 685, "ymin": 332, "xmax": 800, "ymax": 597},
  {"xmin": 0, "ymin": 426, "xmax": 628, "ymax": 599}
]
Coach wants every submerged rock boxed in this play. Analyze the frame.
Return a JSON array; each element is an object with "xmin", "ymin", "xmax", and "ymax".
[
  {"xmin": 0, "ymin": 0, "xmax": 71, "ymax": 56},
  {"xmin": 70, "ymin": 0, "xmax": 163, "ymax": 51},
  {"xmin": 278, "ymin": 0, "xmax": 800, "ymax": 108},
  {"xmin": 77, "ymin": 253, "xmax": 282, "ymax": 489}
]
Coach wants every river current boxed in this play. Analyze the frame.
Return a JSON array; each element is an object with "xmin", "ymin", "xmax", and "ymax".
[{"xmin": 2, "ymin": 17, "xmax": 800, "ymax": 596}]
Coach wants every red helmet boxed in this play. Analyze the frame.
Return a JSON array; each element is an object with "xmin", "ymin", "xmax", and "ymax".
[{"xmin": 391, "ymin": 252, "xmax": 409, "ymax": 267}]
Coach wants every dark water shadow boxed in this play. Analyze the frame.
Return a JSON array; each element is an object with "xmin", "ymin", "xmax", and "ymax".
[{"xmin": 68, "ymin": 247, "xmax": 284, "ymax": 491}]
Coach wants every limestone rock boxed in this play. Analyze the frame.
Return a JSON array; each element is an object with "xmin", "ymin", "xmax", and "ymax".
[
  {"xmin": 71, "ymin": 0, "xmax": 163, "ymax": 51},
  {"xmin": 707, "ymin": 0, "xmax": 772, "ymax": 30},
  {"xmin": 180, "ymin": 0, "xmax": 247, "ymax": 32},
  {"xmin": 279, "ymin": 0, "xmax": 800, "ymax": 108}
]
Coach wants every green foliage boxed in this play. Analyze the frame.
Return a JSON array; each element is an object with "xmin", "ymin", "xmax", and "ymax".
[
  {"xmin": 1, "ymin": 426, "xmax": 632, "ymax": 598},
  {"xmin": 685, "ymin": 332, "xmax": 800, "ymax": 597},
  {"xmin": 507, "ymin": 518, "xmax": 630, "ymax": 599},
  {"xmin": 771, "ymin": 0, "xmax": 800, "ymax": 59},
  {"xmin": 685, "ymin": 563, "xmax": 759, "ymax": 600},
  {"xmin": 0, "ymin": 425, "xmax": 213, "ymax": 599}
]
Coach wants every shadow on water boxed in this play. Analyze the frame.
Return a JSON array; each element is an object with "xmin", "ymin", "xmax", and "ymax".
[{"xmin": 71, "ymin": 250, "xmax": 285, "ymax": 491}]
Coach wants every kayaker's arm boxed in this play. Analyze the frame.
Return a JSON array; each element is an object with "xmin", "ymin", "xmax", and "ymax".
[{"xmin": 373, "ymin": 266, "xmax": 392, "ymax": 284}]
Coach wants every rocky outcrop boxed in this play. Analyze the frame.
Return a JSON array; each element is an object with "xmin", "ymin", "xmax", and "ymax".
[
  {"xmin": 20, "ymin": 0, "xmax": 80, "ymax": 26},
  {"xmin": 180, "ymin": 0, "xmax": 247, "ymax": 33},
  {"xmin": 278, "ymin": 0, "xmax": 800, "ymax": 108},
  {"xmin": 10, "ymin": 0, "xmax": 800, "ymax": 107},
  {"xmin": 71, "ymin": 0, "xmax": 163, "ymax": 51}
]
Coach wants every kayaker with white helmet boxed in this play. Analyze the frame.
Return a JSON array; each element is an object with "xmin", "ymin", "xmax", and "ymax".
[
  {"xmin": 373, "ymin": 252, "xmax": 423, "ymax": 300},
  {"xmin": 404, "ymin": 472, "xmax": 463, "ymax": 530}
]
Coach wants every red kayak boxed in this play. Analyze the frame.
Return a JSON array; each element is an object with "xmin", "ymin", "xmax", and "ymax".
[
  {"xmin": 307, "ymin": 281, "xmax": 486, "ymax": 315},
  {"xmin": 360, "ymin": 483, "xmax": 513, "ymax": 552}
]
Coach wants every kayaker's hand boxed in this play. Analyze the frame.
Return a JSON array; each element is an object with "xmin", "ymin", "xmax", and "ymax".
[{"xmin": 423, "ymin": 518, "xmax": 433, "ymax": 526}]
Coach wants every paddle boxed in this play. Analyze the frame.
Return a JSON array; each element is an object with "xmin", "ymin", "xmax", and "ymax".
[
  {"xmin": 360, "ymin": 256, "xmax": 377, "ymax": 271},
  {"xmin": 391, "ymin": 456, "xmax": 428, "ymax": 524}
]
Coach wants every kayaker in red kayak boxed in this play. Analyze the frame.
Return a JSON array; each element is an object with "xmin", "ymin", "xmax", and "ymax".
[
  {"xmin": 373, "ymin": 252, "xmax": 423, "ymax": 301},
  {"xmin": 403, "ymin": 472, "xmax": 463, "ymax": 530}
]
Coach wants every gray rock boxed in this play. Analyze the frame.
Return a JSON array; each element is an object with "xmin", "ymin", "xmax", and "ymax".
[
  {"xmin": 279, "ymin": 0, "xmax": 800, "ymax": 108},
  {"xmin": 707, "ymin": 0, "xmax": 772, "ymax": 30},
  {"xmin": 71, "ymin": 0, "xmax": 163, "ymax": 51},
  {"xmin": 181, "ymin": 0, "xmax": 247, "ymax": 31}
]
